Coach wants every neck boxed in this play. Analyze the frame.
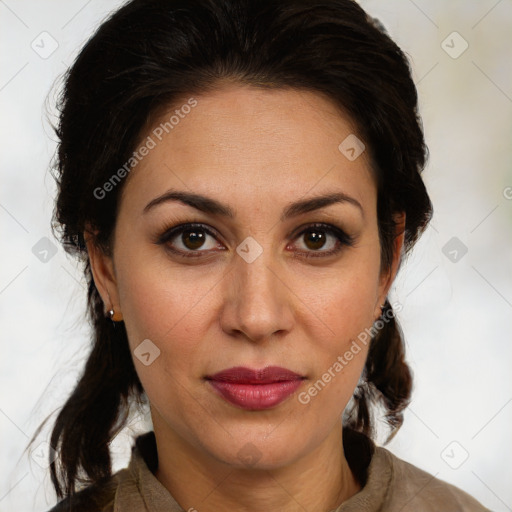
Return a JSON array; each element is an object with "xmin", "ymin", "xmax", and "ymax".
[{"xmin": 153, "ymin": 421, "xmax": 361, "ymax": 512}]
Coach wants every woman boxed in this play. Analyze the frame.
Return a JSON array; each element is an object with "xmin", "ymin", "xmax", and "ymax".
[{"xmin": 38, "ymin": 0, "xmax": 490, "ymax": 510}]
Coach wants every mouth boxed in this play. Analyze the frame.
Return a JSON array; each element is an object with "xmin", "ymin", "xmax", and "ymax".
[{"xmin": 205, "ymin": 366, "xmax": 306, "ymax": 410}]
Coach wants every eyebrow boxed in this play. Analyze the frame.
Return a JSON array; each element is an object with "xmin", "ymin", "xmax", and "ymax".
[{"xmin": 143, "ymin": 189, "xmax": 363, "ymax": 220}]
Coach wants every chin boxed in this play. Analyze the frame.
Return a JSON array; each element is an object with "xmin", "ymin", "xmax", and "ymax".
[{"xmin": 200, "ymin": 429, "xmax": 312, "ymax": 471}]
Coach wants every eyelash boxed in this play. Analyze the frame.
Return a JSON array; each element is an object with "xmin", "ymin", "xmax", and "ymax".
[{"xmin": 154, "ymin": 222, "xmax": 355, "ymax": 259}]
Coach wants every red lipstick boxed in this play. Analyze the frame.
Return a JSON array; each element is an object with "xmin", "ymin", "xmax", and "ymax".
[{"xmin": 205, "ymin": 366, "xmax": 305, "ymax": 410}]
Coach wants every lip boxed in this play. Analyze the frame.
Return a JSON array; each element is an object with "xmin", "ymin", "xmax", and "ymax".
[{"xmin": 205, "ymin": 366, "xmax": 305, "ymax": 410}]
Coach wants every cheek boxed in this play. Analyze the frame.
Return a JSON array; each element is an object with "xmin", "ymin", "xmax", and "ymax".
[
  {"xmin": 118, "ymin": 266, "xmax": 206, "ymax": 351},
  {"xmin": 116, "ymin": 264, "xmax": 210, "ymax": 424},
  {"xmin": 297, "ymin": 246, "xmax": 381, "ymax": 408},
  {"xmin": 114, "ymin": 243, "xmax": 224, "ymax": 384},
  {"xmin": 304, "ymin": 246, "xmax": 382, "ymax": 349}
]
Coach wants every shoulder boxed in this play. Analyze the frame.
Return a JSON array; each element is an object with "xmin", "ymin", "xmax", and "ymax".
[
  {"xmin": 45, "ymin": 470, "xmax": 126, "ymax": 512},
  {"xmin": 377, "ymin": 446, "xmax": 491, "ymax": 511},
  {"xmin": 46, "ymin": 431, "xmax": 157, "ymax": 512}
]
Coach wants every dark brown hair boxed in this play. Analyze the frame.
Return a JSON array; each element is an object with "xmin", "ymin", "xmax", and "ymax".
[{"xmin": 34, "ymin": 0, "xmax": 432, "ymax": 500}]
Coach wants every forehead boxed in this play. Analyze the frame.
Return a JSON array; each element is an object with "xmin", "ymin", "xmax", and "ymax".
[{"xmin": 120, "ymin": 85, "xmax": 376, "ymax": 219}]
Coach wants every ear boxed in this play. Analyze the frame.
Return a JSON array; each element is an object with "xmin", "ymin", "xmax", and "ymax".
[
  {"xmin": 84, "ymin": 224, "xmax": 120, "ymax": 315},
  {"xmin": 374, "ymin": 212, "xmax": 406, "ymax": 319}
]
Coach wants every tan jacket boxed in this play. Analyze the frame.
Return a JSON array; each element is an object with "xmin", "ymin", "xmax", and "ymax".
[{"xmin": 48, "ymin": 430, "xmax": 491, "ymax": 511}]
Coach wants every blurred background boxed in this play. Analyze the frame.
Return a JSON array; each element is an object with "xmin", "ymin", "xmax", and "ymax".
[{"xmin": 1, "ymin": 0, "xmax": 511, "ymax": 510}]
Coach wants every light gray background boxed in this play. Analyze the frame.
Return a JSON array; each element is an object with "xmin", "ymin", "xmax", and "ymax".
[{"xmin": 1, "ymin": 1, "xmax": 511, "ymax": 510}]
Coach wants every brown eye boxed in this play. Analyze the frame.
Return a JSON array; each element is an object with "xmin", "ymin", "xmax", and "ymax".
[
  {"xmin": 181, "ymin": 228, "xmax": 207, "ymax": 250},
  {"xmin": 302, "ymin": 230, "xmax": 328, "ymax": 251},
  {"xmin": 156, "ymin": 223, "xmax": 222, "ymax": 257},
  {"xmin": 290, "ymin": 223, "xmax": 355, "ymax": 259}
]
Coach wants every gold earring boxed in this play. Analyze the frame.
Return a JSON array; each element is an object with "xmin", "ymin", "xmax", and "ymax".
[
  {"xmin": 108, "ymin": 307, "xmax": 123, "ymax": 322},
  {"xmin": 374, "ymin": 304, "xmax": 385, "ymax": 322}
]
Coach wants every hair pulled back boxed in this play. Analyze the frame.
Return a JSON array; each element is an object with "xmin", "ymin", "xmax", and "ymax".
[{"xmin": 39, "ymin": 0, "xmax": 432, "ymax": 499}]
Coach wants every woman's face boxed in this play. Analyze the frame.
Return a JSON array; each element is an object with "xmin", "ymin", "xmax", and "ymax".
[{"xmin": 89, "ymin": 85, "xmax": 401, "ymax": 469}]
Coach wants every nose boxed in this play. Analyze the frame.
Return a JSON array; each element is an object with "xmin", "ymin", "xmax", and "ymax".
[{"xmin": 219, "ymin": 244, "xmax": 294, "ymax": 344}]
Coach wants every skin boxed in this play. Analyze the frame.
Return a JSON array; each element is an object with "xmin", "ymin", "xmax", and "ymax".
[{"xmin": 86, "ymin": 84, "xmax": 405, "ymax": 512}]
